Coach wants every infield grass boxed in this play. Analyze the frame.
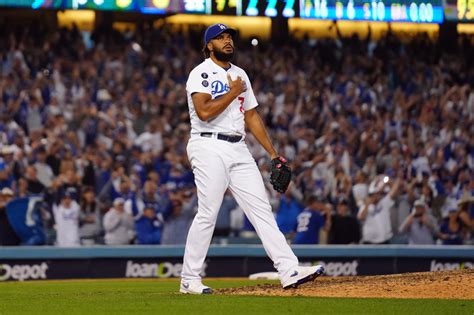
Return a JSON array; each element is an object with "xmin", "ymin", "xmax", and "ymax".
[{"xmin": 0, "ymin": 279, "xmax": 472, "ymax": 315}]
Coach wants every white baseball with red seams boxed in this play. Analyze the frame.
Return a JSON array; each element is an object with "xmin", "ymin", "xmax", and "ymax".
[{"xmin": 181, "ymin": 57, "xmax": 302, "ymax": 286}]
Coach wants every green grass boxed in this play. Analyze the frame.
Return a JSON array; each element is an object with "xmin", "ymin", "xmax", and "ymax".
[{"xmin": 0, "ymin": 279, "xmax": 472, "ymax": 315}]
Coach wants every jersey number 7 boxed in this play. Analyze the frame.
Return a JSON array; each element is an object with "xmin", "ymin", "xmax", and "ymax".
[{"xmin": 238, "ymin": 97, "xmax": 245, "ymax": 113}]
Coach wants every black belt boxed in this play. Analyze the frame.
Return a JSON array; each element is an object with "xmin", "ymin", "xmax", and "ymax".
[{"xmin": 200, "ymin": 132, "xmax": 243, "ymax": 143}]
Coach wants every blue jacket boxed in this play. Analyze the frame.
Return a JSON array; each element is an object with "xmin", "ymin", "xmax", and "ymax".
[
  {"xmin": 135, "ymin": 216, "xmax": 161, "ymax": 244},
  {"xmin": 276, "ymin": 196, "xmax": 303, "ymax": 234},
  {"xmin": 293, "ymin": 208, "xmax": 326, "ymax": 244}
]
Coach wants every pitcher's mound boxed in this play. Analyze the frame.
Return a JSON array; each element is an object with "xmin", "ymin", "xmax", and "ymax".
[{"xmin": 218, "ymin": 269, "xmax": 474, "ymax": 299}]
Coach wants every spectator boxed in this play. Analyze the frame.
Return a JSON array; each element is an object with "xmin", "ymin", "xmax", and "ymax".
[
  {"xmin": 34, "ymin": 147, "xmax": 54, "ymax": 188},
  {"xmin": 52, "ymin": 188, "xmax": 80, "ymax": 247},
  {"xmin": 79, "ymin": 186, "xmax": 102, "ymax": 245},
  {"xmin": 135, "ymin": 205, "xmax": 162, "ymax": 245},
  {"xmin": 352, "ymin": 171, "xmax": 368, "ymax": 209},
  {"xmin": 98, "ymin": 168, "xmax": 132, "ymax": 205},
  {"xmin": 0, "ymin": 159, "xmax": 13, "ymax": 190},
  {"xmin": 126, "ymin": 180, "xmax": 170, "ymax": 219},
  {"xmin": 25, "ymin": 165, "xmax": 46, "ymax": 195},
  {"xmin": 399, "ymin": 200, "xmax": 438, "ymax": 245},
  {"xmin": 161, "ymin": 189, "xmax": 197, "ymax": 245},
  {"xmin": 329, "ymin": 197, "xmax": 361, "ymax": 244},
  {"xmin": 293, "ymin": 194, "xmax": 331, "ymax": 244},
  {"xmin": 457, "ymin": 193, "xmax": 474, "ymax": 232},
  {"xmin": 134, "ymin": 119, "xmax": 163, "ymax": 154},
  {"xmin": 276, "ymin": 187, "xmax": 304, "ymax": 236},
  {"xmin": 358, "ymin": 175, "xmax": 401, "ymax": 244},
  {"xmin": 439, "ymin": 208, "xmax": 464, "ymax": 245},
  {"xmin": 214, "ymin": 192, "xmax": 238, "ymax": 237},
  {"xmin": 50, "ymin": 170, "xmax": 81, "ymax": 204},
  {"xmin": 0, "ymin": 187, "xmax": 20, "ymax": 246},
  {"xmin": 103, "ymin": 198, "xmax": 135, "ymax": 245},
  {"xmin": 239, "ymin": 212, "xmax": 258, "ymax": 238},
  {"xmin": 16, "ymin": 177, "xmax": 29, "ymax": 198},
  {"xmin": 440, "ymin": 177, "xmax": 459, "ymax": 219}
]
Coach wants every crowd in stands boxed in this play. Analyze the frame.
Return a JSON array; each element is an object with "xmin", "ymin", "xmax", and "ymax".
[{"xmin": 0, "ymin": 21, "xmax": 473, "ymax": 246}]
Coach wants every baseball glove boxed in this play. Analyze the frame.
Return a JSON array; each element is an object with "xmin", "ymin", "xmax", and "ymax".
[{"xmin": 270, "ymin": 156, "xmax": 292, "ymax": 193}]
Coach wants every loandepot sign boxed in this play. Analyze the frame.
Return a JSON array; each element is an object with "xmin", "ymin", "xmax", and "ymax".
[
  {"xmin": 430, "ymin": 260, "xmax": 474, "ymax": 271},
  {"xmin": 0, "ymin": 263, "xmax": 49, "ymax": 281},
  {"xmin": 125, "ymin": 261, "xmax": 208, "ymax": 278},
  {"xmin": 308, "ymin": 260, "xmax": 359, "ymax": 277}
]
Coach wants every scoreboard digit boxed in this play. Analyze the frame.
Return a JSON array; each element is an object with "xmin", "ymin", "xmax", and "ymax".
[
  {"xmin": 245, "ymin": 0, "xmax": 259, "ymax": 15},
  {"xmin": 212, "ymin": 0, "xmax": 238, "ymax": 14},
  {"xmin": 458, "ymin": 0, "xmax": 474, "ymax": 20},
  {"xmin": 242, "ymin": 0, "xmax": 297, "ymax": 16},
  {"xmin": 265, "ymin": 0, "xmax": 278, "ymax": 16},
  {"xmin": 283, "ymin": 0, "xmax": 296, "ymax": 16}
]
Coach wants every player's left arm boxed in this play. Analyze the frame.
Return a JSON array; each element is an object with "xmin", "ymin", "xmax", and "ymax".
[
  {"xmin": 244, "ymin": 108, "xmax": 278, "ymax": 159},
  {"xmin": 242, "ymin": 72, "xmax": 279, "ymax": 159}
]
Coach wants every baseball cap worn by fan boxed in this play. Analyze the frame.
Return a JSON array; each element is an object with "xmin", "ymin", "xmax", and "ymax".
[
  {"xmin": 0, "ymin": 187, "xmax": 14, "ymax": 196},
  {"xmin": 338, "ymin": 196, "xmax": 348, "ymax": 205},
  {"xmin": 63, "ymin": 188, "xmax": 77, "ymax": 199},
  {"xmin": 414, "ymin": 199, "xmax": 427, "ymax": 208},
  {"xmin": 204, "ymin": 24, "xmax": 236, "ymax": 45},
  {"xmin": 113, "ymin": 197, "xmax": 125, "ymax": 206}
]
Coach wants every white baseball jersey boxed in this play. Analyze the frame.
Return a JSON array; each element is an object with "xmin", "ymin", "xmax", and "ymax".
[
  {"xmin": 186, "ymin": 58, "xmax": 258, "ymax": 135},
  {"xmin": 53, "ymin": 201, "xmax": 80, "ymax": 247},
  {"xmin": 358, "ymin": 195, "xmax": 394, "ymax": 243}
]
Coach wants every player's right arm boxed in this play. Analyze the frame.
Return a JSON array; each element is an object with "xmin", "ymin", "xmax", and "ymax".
[{"xmin": 191, "ymin": 74, "xmax": 246, "ymax": 121}]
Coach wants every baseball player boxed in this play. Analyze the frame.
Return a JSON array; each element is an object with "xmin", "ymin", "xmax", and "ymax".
[{"xmin": 180, "ymin": 23, "xmax": 324, "ymax": 294}]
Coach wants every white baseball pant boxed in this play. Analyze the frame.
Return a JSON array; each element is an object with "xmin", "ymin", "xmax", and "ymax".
[{"xmin": 181, "ymin": 136, "xmax": 299, "ymax": 281}]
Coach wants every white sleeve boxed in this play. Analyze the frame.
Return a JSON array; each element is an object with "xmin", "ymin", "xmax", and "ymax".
[
  {"xmin": 52, "ymin": 204, "xmax": 59, "ymax": 218},
  {"xmin": 124, "ymin": 200, "xmax": 132, "ymax": 216},
  {"xmin": 381, "ymin": 195, "xmax": 395, "ymax": 210},
  {"xmin": 186, "ymin": 68, "xmax": 212, "ymax": 96},
  {"xmin": 73, "ymin": 202, "xmax": 80, "ymax": 221},
  {"xmin": 243, "ymin": 73, "xmax": 258, "ymax": 111},
  {"xmin": 358, "ymin": 204, "xmax": 375, "ymax": 217},
  {"xmin": 103, "ymin": 211, "xmax": 121, "ymax": 232}
]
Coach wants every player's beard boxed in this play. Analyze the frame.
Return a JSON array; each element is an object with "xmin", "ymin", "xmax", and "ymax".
[{"xmin": 213, "ymin": 46, "xmax": 234, "ymax": 62}]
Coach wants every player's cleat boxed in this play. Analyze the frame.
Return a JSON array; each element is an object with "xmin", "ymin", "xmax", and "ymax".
[
  {"xmin": 180, "ymin": 280, "xmax": 213, "ymax": 295},
  {"xmin": 281, "ymin": 265, "xmax": 325, "ymax": 289}
]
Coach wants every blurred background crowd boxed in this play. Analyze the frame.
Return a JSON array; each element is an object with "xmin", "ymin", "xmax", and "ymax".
[{"xmin": 0, "ymin": 22, "xmax": 473, "ymax": 247}]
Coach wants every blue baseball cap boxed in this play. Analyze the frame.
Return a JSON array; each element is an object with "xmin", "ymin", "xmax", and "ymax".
[
  {"xmin": 63, "ymin": 187, "xmax": 77, "ymax": 199},
  {"xmin": 204, "ymin": 24, "xmax": 236, "ymax": 45}
]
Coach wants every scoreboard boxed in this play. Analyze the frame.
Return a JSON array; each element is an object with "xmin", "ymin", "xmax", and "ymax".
[
  {"xmin": 211, "ymin": 0, "xmax": 298, "ymax": 17},
  {"xmin": 0, "ymin": 0, "xmax": 445, "ymax": 22},
  {"xmin": 0, "ymin": 0, "xmax": 62, "ymax": 9},
  {"xmin": 209, "ymin": 0, "xmax": 443, "ymax": 20},
  {"xmin": 300, "ymin": 0, "xmax": 444, "ymax": 23},
  {"xmin": 457, "ymin": 0, "xmax": 474, "ymax": 20},
  {"xmin": 140, "ymin": 0, "xmax": 207, "ymax": 14},
  {"xmin": 65, "ymin": 0, "xmax": 208, "ymax": 13}
]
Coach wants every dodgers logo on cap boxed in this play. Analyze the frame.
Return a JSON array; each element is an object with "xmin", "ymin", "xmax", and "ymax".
[{"xmin": 204, "ymin": 23, "xmax": 237, "ymax": 45}]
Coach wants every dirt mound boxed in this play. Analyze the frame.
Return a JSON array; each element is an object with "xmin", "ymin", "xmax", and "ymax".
[{"xmin": 218, "ymin": 269, "xmax": 474, "ymax": 299}]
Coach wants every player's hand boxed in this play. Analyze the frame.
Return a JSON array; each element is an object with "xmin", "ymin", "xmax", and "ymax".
[
  {"xmin": 227, "ymin": 74, "xmax": 247, "ymax": 96},
  {"xmin": 270, "ymin": 156, "xmax": 292, "ymax": 193}
]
